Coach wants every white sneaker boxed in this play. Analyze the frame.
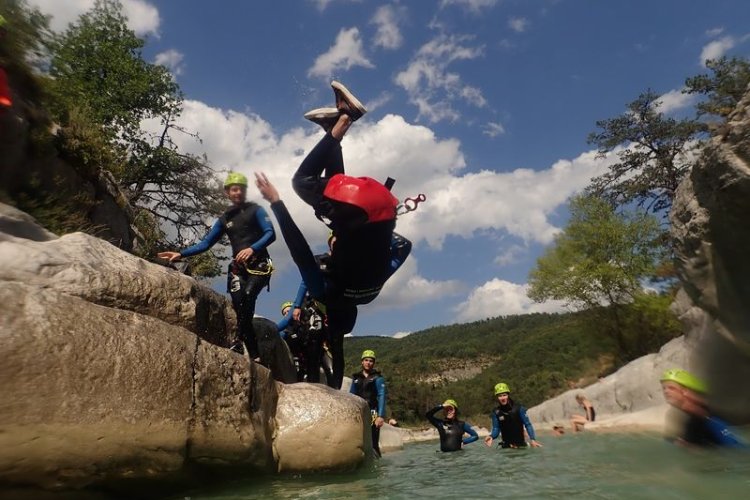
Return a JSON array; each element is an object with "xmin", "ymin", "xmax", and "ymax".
[
  {"xmin": 304, "ymin": 107, "xmax": 340, "ymax": 132},
  {"xmin": 331, "ymin": 81, "xmax": 367, "ymax": 121}
]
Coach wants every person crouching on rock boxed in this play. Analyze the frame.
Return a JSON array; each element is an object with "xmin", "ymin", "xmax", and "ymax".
[
  {"xmin": 253, "ymin": 81, "xmax": 411, "ymax": 389},
  {"xmin": 484, "ymin": 382, "xmax": 542, "ymax": 449},
  {"xmin": 426, "ymin": 399, "xmax": 478, "ymax": 453},
  {"xmin": 660, "ymin": 368, "xmax": 744, "ymax": 448},
  {"xmin": 158, "ymin": 172, "xmax": 275, "ymax": 361},
  {"xmin": 350, "ymin": 349, "xmax": 387, "ymax": 458},
  {"xmin": 570, "ymin": 393, "xmax": 595, "ymax": 432}
]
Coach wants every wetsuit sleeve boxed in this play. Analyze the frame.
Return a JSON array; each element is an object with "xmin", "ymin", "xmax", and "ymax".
[
  {"xmin": 375, "ymin": 376, "xmax": 387, "ymax": 417},
  {"xmin": 293, "ymin": 282, "xmax": 307, "ymax": 308},
  {"xmin": 276, "ymin": 309, "xmax": 293, "ymax": 334},
  {"xmin": 519, "ymin": 407, "xmax": 537, "ymax": 441},
  {"xmin": 705, "ymin": 416, "xmax": 744, "ymax": 447},
  {"xmin": 249, "ymin": 206, "xmax": 276, "ymax": 252},
  {"xmin": 489, "ymin": 411, "xmax": 501, "ymax": 440},
  {"xmin": 179, "ymin": 219, "xmax": 224, "ymax": 257},
  {"xmin": 426, "ymin": 406, "xmax": 443, "ymax": 429},
  {"xmin": 462, "ymin": 423, "xmax": 479, "ymax": 445},
  {"xmin": 387, "ymin": 232, "xmax": 412, "ymax": 278}
]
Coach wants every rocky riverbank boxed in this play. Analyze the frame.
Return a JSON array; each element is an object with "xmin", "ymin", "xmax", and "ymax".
[{"xmin": 0, "ymin": 203, "xmax": 372, "ymax": 493}]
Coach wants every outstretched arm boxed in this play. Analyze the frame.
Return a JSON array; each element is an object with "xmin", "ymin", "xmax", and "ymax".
[
  {"xmin": 462, "ymin": 423, "xmax": 479, "ymax": 445},
  {"xmin": 159, "ymin": 219, "xmax": 224, "ymax": 261}
]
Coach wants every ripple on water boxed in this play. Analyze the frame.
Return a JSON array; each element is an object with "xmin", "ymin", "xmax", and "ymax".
[{"xmin": 175, "ymin": 432, "xmax": 750, "ymax": 500}]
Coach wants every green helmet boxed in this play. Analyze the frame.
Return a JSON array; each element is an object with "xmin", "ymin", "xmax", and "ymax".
[
  {"xmin": 280, "ymin": 301, "xmax": 294, "ymax": 315},
  {"xmin": 224, "ymin": 172, "xmax": 248, "ymax": 187},
  {"xmin": 443, "ymin": 399, "xmax": 458, "ymax": 410},
  {"xmin": 494, "ymin": 382, "xmax": 511, "ymax": 395},
  {"xmin": 660, "ymin": 369, "xmax": 707, "ymax": 393},
  {"xmin": 361, "ymin": 349, "xmax": 376, "ymax": 360}
]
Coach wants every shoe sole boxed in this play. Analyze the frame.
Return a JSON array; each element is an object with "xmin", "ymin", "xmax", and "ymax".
[
  {"xmin": 304, "ymin": 107, "xmax": 340, "ymax": 120},
  {"xmin": 331, "ymin": 81, "xmax": 367, "ymax": 117}
]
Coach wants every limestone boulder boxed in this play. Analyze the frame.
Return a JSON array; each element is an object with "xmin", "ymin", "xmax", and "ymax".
[
  {"xmin": 0, "ymin": 281, "xmax": 273, "ymax": 489},
  {"xmin": 670, "ymin": 84, "xmax": 750, "ymax": 423},
  {"xmin": 273, "ymin": 384, "xmax": 371, "ymax": 472},
  {"xmin": 0, "ymin": 216, "xmax": 235, "ymax": 347},
  {"xmin": 527, "ymin": 336, "xmax": 689, "ymax": 425}
]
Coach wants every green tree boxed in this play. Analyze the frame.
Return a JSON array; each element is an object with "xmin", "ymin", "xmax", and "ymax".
[
  {"xmin": 685, "ymin": 56, "xmax": 750, "ymax": 119},
  {"xmin": 48, "ymin": 0, "xmax": 225, "ymax": 272},
  {"xmin": 527, "ymin": 195, "xmax": 665, "ymax": 353},
  {"xmin": 586, "ymin": 90, "xmax": 705, "ymax": 214}
]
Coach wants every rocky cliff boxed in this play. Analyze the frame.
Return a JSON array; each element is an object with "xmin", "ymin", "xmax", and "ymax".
[
  {"xmin": 0, "ymin": 203, "xmax": 371, "ymax": 493},
  {"xmin": 670, "ymin": 83, "xmax": 750, "ymax": 424}
]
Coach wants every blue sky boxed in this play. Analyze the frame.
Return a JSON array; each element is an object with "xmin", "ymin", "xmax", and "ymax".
[{"xmin": 32, "ymin": 0, "xmax": 750, "ymax": 336}]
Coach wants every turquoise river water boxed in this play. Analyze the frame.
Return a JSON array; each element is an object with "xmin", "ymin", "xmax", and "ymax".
[{"xmin": 172, "ymin": 432, "xmax": 750, "ymax": 500}]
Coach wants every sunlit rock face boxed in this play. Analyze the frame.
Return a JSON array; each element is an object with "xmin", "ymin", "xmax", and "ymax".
[
  {"xmin": 670, "ymin": 83, "xmax": 750, "ymax": 424},
  {"xmin": 0, "ymin": 205, "xmax": 369, "ymax": 491}
]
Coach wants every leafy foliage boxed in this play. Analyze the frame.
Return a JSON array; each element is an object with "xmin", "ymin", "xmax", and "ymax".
[
  {"xmin": 685, "ymin": 56, "xmax": 750, "ymax": 119},
  {"xmin": 586, "ymin": 90, "xmax": 705, "ymax": 214}
]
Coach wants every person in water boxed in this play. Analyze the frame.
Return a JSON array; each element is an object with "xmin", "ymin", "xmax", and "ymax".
[
  {"xmin": 570, "ymin": 393, "xmax": 596, "ymax": 432},
  {"xmin": 484, "ymin": 382, "xmax": 542, "ymax": 448},
  {"xmin": 426, "ymin": 399, "xmax": 479, "ymax": 452},
  {"xmin": 350, "ymin": 349, "xmax": 387, "ymax": 458},
  {"xmin": 254, "ymin": 81, "xmax": 411, "ymax": 389},
  {"xmin": 660, "ymin": 368, "xmax": 744, "ymax": 447},
  {"xmin": 158, "ymin": 172, "xmax": 275, "ymax": 360}
]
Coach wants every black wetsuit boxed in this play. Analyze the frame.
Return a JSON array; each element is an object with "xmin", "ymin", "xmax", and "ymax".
[
  {"xmin": 489, "ymin": 399, "xmax": 537, "ymax": 448},
  {"xmin": 350, "ymin": 370, "xmax": 387, "ymax": 457},
  {"xmin": 181, "ymin": 202, "xmax": 275, "ymax": 358},
  {"xmin": 425, "ymin": 406, "xmax": 479, "ymax": 452},
  {"xmin": 269, "ymin": 132, "xmax": 411, "ymax": 388}
]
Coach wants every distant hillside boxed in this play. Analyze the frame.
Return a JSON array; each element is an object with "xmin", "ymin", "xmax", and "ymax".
[{"xmin": 344, "ymin": 309, "xmax": 679, "ymax": 426}]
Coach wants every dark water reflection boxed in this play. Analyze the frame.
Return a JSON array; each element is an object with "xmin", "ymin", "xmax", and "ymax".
[{"xmin": 175, "ymin": 432, "xmax": 749, "ymax": 499}]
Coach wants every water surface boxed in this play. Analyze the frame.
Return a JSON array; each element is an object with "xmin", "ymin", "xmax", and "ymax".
[{"xmin": 176, "ymin": 432, "xmax": 749, "ymax": 499}]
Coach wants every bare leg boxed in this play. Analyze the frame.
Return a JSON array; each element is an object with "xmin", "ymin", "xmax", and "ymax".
[{"xmin": 330, "ymin": 114, "xmax": 352, "ymax": 141}]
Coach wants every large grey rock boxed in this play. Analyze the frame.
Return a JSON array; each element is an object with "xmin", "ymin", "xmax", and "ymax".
[
  {"xmin": 0, "ymin": 203, "xmax": 57, "ymax": 242},
  {"xmin": 0, "ymin": 281, "xmax": 274, "ymax": 489},
  {"xmin": 670, "ymin": 84, "xmax": 750, "ymax": 423},
  {"xmin": 527, "ymin": 336, "xmax": 689, "ymax": 425},
  {"xmin": 273, "ymin": 384, "xmax": 371, "ymax": 472},
  {"xmin": 0, "ymin": 227, "xmax": 235, "ymax": 346}
]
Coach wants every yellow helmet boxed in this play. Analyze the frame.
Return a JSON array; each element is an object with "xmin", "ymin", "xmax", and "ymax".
[
  {"xmin": 442, "ymin": 399, "xmax": 458, "ymax": 410},
  {"xmin": 361, "ymin": 349, "xmax": 376, "ymax": 360},
  {"xmin": 494, "ymin": 382, "xmax": 511, "ymax": 395},
  {"xmin": 280, "ymin": 301, "xmax": 294, "ymax": 315},
  {"xmin": 224, "ymin": 172, "xmax": 248, "ymax": 187},
  {"xmin": 660, "ymin": 369, "xmax": 707, "ymax": 393}
]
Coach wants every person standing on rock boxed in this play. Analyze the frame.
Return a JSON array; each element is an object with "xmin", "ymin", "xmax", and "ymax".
[
  {"xmin": 660, "ymin": 369, "xmax": 744, "ymax": 447},
  {"xmin": 570, "ymin": 393, "xmax": 596, "ymax": 432},
  {"xmin": 350, "ymin": 349, "xmax": 387, "ymax": 458},
  {"xmin": 484, "ymin": 382, "xmax": 542, "ymax": 448},
  {"xmin": 253, "ymin": 80, "xmax": 412, "ymax": 389},
  {"xmin": 158, "ymin": 172, "xmax": 275, "ymax": 360},
  {"xmin": 426, "ymin": 399, "xmax": 479, "ymax": 453}
]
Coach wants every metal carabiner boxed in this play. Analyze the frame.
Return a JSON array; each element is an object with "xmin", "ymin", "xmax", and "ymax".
[{"xmin": 398, "ymin": 193, "xmax": 427, "ymax": 215}]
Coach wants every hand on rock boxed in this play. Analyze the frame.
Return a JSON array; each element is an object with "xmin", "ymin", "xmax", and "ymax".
[{"xmin": 157, "ymin": 251, "xmax": 181, "ymax": 262}]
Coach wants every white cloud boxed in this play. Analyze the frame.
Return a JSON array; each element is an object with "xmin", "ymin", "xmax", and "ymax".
[
  {"xmin": 376, "ymin": 256, "xmax": 465, "ymax": 309},
  {"xmin": 392, "ymin": 331, "xmax": 412, "ymax": 339},
  {"xmin": 28, "ymin": 0, "xmax": 160, "ymax": 36},
  {"xmin": 308, "ymin": 27, "xmax": 375, "ymax": 79},
  {"xmin": 365, "ymin": 91, "xmax": 394, "ymax": 112},
  {"xmin": 371, "ymin": 5, "xmax": 406, "ymax": 50},
  {"xmin": 705, "ymin": 27, "xmax": 724, "ymax": 37},
  {"xmin": 483, "ymin": 121, "xmax": 506, "ymax": 138},
  {"xmin": 154, "ymin": 49, "xmax": 185, "ymax": 76},
  {"xmin": 494, "ymin": 244, "xmax": 525, "ymax": 266},
  {"xmin": 394, "ymin": 34, "xmax": 487, "ymax": 123},
  {"xmin": 508, "ymin": 17, "xmax": 529, "ymax": 33},
  {"xmin": 655, "ymin": 88, "xmax": 696, "ymax": 114},
  {"xmin": 454, "ymin": 279, "xmax": 567, "ymax": 321},
  {"xmin": 310, "ymin": 0, "xmax": 362, "ymax": 11},
  {"xmin": 440, "ymin": 0, "xmax": 499, "ymax": 14},
  {"xmin": 700, "ymin": 36, "xmax": 735, "ymax": 66}
]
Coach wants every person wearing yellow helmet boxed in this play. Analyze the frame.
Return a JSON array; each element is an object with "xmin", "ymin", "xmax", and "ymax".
[
  {"xmin": 350, "ymin": 349, "xmax": 387, "ymax": 458},
  {"xmin": 425, "ymin": 398, "xmax": 479, "ymax": 452},
  {"xmin": 484, "ymin": 382, "xmax": 542, "ymax": 448},
  {"xmin": 158, "ymin": 171, "xmax": 276, "ymax": 360},
  {"xmin": 660, "ymin": 368, "xmax": 744, "ymax": 447},
  {"xmin": 253, "ymin": 82, "xmax": 412, "ymax": 390}
]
